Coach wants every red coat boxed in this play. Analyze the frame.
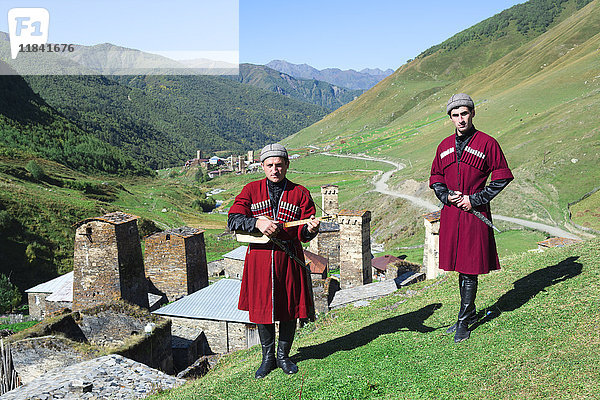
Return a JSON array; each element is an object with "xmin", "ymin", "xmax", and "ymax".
[
  {"xmin": 229, "ymin": 178, "xmax": 316, "ymax": 324},
  {"xmin": 430, "ymin": 130, "xmax": 513, "ymax": 275}
]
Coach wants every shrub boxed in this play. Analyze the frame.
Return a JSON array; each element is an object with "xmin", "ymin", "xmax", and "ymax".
[
  {"xmin": 191, "ymin": 197, "xmax": 216, "ymax": 212},
  {"xmin": 138, "ymin": 218, "xmax": 161, "ymax": 238},
  {"xmin": 25, "ymin": 160, "xmax": 46, "ymax": 181}
]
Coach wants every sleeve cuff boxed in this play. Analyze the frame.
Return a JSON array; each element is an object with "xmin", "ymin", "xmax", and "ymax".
[{"xmin": 491, "ymin": 168, "xmax": 514, "ymax": 181}]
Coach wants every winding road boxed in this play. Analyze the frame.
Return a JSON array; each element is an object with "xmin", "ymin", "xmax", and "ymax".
[{"xmin": 322, "ymin": 152, "xmax": 581, "ymax": 240}]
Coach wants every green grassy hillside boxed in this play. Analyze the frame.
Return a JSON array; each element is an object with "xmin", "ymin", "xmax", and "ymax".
[
  {"xmin": 150, "ymin": 238, "xmax": 600, "ymax": 399},
  {"xmin": 283, "ymin": 0, "xmax": 600, "ymax": 237},
  {"xmin": 0, "ymin": 154, "xmax": 241, "ymax": 294}
]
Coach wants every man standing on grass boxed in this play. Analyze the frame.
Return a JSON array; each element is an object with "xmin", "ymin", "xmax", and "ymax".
[
  {"xmin": 429, "ymin": 93, "xmax": 513, "ymax": 342},
  {"xmin": 228, "ymin": 143, "xmax": 320, "ymax": 378}
]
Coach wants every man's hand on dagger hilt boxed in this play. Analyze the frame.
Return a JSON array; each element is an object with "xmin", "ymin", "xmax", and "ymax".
[{"xmin": 448, "ymin": 190, "xmax": 472, "ymax": 211}]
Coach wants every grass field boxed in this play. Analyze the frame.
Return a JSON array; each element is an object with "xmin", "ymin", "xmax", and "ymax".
[
  {"xmin": 149, "ymin": 238, "xmax": 600, "ymax": 400},
  {"xmin": 570, "ymin": 190, "xmax": 600, "ymax": 231}
]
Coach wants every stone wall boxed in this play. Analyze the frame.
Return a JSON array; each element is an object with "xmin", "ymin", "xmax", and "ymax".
[
  {"xmin": 423, "ymin": 211, "xmax": 443, "ymax": 280},
  {"xmin": 170, "ymin": 317, "xmax": 254, "ymax": 354},
  {"xmin": 27, "ymin": 293, "xmax": 48, "ymax": 319},
  {"xmin": 73, "ymin": 219, "xmax": 148, "ymax": 311},
  {"xmin": 224, "ymin": 258, "xmax": 244, "ymax": 279},
  {"xmin": 117, "ymin": 317, "xmax": 174, "ymax": 374},
  {"xmin": 339, "ymin": 210, "xmax": 372, "ymax": 289},
  {"xmin": 145, "ymin": 228, "xmax": 209, "ymax": 302},
  {"xmin": 321, "ymin": 184, "xmax": 339, "ymax": 216},
  {"xmin": 309, "ymin": 230, "xmax": 340, "ymax": 269},
  {"xmin": 185, "ymin": 231, "xmax": 209, "ymax": 293}
]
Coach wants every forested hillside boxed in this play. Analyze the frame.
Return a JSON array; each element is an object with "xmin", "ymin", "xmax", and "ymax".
[
  {"xmin": 0, "ymin": 63, "xmax": 150, "ymax": 176},
  {"xmin": 23, "ymin": 74, "xmax": 327, "ymax": 169},
  {"xmin": 235, "ymin": 64, "xmax": 363, "ymax": 110}
]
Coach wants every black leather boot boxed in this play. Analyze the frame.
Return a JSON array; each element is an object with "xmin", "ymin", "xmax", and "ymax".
[
  {"xmin": 276, "ymin": 320, "xmax": 298, "ymax": 375},
  {"xmin": 255, "ymin": 324, "xmax": 276, "ymax": 379},
  {"xmin": 455, "ymin": 273, "xmax": 478, "ymax": 343},
  {"xmin": 446, "ymin": 274, "xmax": 466, "ymax": 334}
]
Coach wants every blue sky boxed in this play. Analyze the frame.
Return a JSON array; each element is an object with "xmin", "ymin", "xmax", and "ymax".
[
  {"xmin": 2, "ymin": 0, "xmax": 526, "ymax": 70},
  {"xmin": 241, "ymin": 0, "xmax": 526, "ymax": 70}
]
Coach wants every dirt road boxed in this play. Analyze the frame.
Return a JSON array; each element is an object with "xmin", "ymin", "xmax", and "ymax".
[{"xmin": 322, "ymin": 152, "xmax": 581, "ymax": 239}]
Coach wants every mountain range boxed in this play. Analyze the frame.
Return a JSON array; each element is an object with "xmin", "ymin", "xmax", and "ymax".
[
  {"xmin": 266, "ymin": 60, "xmax": 394, "ymax": 90},
  {"xmin": 235, "ymin": 63, "xmax": 364, "ymax": 110}
]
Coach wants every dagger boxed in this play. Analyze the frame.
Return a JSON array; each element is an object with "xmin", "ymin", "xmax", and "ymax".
[{"xmin": 448, "ymin": 190, "xmax": 501, "ymax": 233}]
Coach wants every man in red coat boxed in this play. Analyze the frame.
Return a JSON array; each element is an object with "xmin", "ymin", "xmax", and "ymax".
[
  {"xmin": 228, "ymin": 143, "xmax": 320, "ymax": 378},
  {"xmin": 430, "ymin": 93, "xmax": 513, "ymax": 342}
]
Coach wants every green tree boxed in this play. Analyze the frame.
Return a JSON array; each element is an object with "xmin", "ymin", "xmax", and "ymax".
[
  {"xmin": 0, "ymin": 274, "xmax": 21, "ymax": 313},
  {"xmin": 25, "ymin": 160, "xmax": 46, "ymax": 181}
]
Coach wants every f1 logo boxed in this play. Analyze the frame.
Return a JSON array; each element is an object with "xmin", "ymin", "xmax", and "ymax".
[{"xmin": 8, "ymin": 8, "xmax": 50, "ymax": 59}]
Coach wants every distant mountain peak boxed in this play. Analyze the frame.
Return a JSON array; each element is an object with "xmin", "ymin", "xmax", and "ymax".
[{"xmin": 265, "ymin": 60, "xmax": 393, "ymax": 90}]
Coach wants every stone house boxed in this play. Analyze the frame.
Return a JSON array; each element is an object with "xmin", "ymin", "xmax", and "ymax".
[
  {"xmin": 371, "ymin": 254, "xmax": 403, "ymax": 279},
  {"xmin": 144, "ymin": 227, "xmax": 209, "ymax": 302},
  {"xmin": 303, "ymin": 249, "xmax": 328, "ymax": 280},
  {"xmin": 25, "ymin": 272, "xmax": 73, "ymax": 319},
  {"xmin": 72, "ymin": 212, "xmax": 149, "ymax": 311},
  {"xmin": 153, "ymin": 279, "xmax": 259, "ymax": 354},
  {"xmin": 222, "ymin": 246, "xmax": 247, "ymax": 279}
]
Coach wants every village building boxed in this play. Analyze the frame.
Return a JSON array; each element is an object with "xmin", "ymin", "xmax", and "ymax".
[
  {"xmin": 422, "ymin": 210, "xmax": 444, "ymax": 280},
  {"xmin": 222, "ymin": 246, "xmax": 247, "ymax": 279},
  {"xmin": 144, "ymin": 227, "xmax": 209, "ymax": 302},
  {"xmin": 25, "ymin": 272, "xmax": 74, "ymax": 319},
  {"xmin": 308, "ymin": 184, "xmax": 341, "ymax": 269},
  {"xmin": 303, "ymin": 249, "xmax": 328, "ymax": 280},
  {"xmin": 72, "ymin": 212, "xmax": 149, "ymax": 311},
  {"xmin": 372, "ymin": 254, "xmax": 404, "ymax": 279},
  {"xmin": 536, "ymin": 237, "xmax": 582, "ymax": 251},
  {"xmin": 338, "ymin": 209, "xmax": 373, "ymax": 289},
  {"xmin": 153, "ymin": 278, "xmax": 259, "ymax": 354}
]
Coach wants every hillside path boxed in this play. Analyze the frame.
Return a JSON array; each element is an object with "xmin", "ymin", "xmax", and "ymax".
[{"xmin": 321, "ymin": 152, "xmax": 581, "ymax": 239}]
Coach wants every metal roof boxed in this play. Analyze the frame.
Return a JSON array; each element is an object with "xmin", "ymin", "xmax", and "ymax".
[
  {"xmin": 26, "ymin": 271, "xmax": 73, "ymax": 294},
  {"xmin": 45, "ymin": 277, "xmax": 73, "ymax": 302},
  {"xmin": 152, "ymin": 279, "xmax": 250, "ymax": 324},
  {"xmin": 222, "ymin": 245, "xmax": 248, "ymax": 261}
]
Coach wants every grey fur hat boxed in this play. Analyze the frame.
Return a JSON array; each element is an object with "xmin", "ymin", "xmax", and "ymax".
[
  {"xmin": 260, "ymin": 143, "xmax": 288, "ymax": 162},
  {"xmin": 446, "ymin": 93, "xmax": 474, "ymax": 114}
]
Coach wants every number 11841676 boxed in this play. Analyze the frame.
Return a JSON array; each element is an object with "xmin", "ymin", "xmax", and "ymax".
[{"xmin": 18, "ymin": 43, "xmax": 74, "ymax": 53}]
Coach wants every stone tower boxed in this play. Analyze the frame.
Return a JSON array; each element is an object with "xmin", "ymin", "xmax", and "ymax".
[
  {"xmin": 423, "ymin": 210, "xmax": 443, "ymax": 280},
  {"xmin": 321, "ymin": 184, "xmax": 339, "ymax": 216},
  {"xmin": 144, "ymin": 227, "xmax": 209, "ymax": 301},
  {"xmin": 338, "ymin": 209, "xmax": 372, "ymax": 289},
  {"xmin": 73, "ymin": 212, "xmax": 149, "ymax": 311},
  {"xmin": 247, "ymin": 150, "xmax": 254, "ymax": 163}
]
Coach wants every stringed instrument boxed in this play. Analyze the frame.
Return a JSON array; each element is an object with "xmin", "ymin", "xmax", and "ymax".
[{"xmin": 235, "ymin": 215, "xmax": 335, "ymax": 244}]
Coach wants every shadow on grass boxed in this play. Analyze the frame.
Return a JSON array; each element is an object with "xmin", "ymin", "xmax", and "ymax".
[
  {"xmin": 471, "ymin": 256, "xmax": 582, "ymax": 331},
  {"xmin": 294, "ymin": 303, "xmax": 442, "ymax": 362}
]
